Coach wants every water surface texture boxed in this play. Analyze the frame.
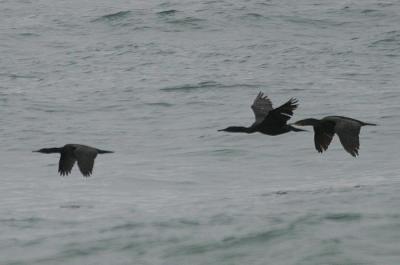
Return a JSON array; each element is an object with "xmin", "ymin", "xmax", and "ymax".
[{"xmin": 1, "ymin": 0, "xmax": 400, "ymax": 264}]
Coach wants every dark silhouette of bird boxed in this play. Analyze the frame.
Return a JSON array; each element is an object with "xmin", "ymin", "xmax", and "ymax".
[
  {"xmin": 219, "ymin": 92, "xmax": 304, "ymax": 135},
  {"xmin": 292, "ymin": 116, "xmax": 376, "ymax": 157},
  {"xmin": 33, "ymin": 144, "xmax": 114, "ymax": 177}
]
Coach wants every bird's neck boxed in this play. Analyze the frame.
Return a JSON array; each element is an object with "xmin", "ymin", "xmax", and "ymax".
[
  {"xmin": 298, "ymin": 118, "xmax": 320, "ymax": 127},
  {"xmin": 288, "ymin": 125, "xmax": 306, "ymax": 132},
  {"xmin": 225, "ymin": 126, "xmax": 256, "ymax": 133},
  {"xmin": 38, "ymin": 147, "xmax": 62, "ymax": 154}
]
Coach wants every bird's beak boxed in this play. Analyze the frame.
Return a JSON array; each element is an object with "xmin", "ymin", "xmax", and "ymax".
[
  {"xmin": 289, "ymin": 122, "xmax": 301, "ymax": 126},
  {"xmin": 32, "ymin": 150, "xmax": 39, "ymax": 152}
]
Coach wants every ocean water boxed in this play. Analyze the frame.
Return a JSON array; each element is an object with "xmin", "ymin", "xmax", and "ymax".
[{"xmin": 1, "ymin": 0, "xmax": 400, "ymax": 264}]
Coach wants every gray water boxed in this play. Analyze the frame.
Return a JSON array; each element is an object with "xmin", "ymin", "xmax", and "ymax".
[{"xmin": 1, "ymin": 0, "xmax": 400, "ymax": 264}]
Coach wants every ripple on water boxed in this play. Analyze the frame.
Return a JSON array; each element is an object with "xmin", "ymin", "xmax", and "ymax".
[
  {"xmin": 369, "ymin": 30, "xmax": 400, "ymax": 51},
  {"xmin": 165, "ymin": 16, "xmax": 206, "ymax": 26},
  {"xmin": 144, "ymin": 102, "xmax": 174, "ymax": 107},
  {"xmin": 166, "ymin": 226, "xmax": 291, "ymax": 257},
  {"xmin": 0, "ymin": 217, "xmax": 44, "ymax": 229},
  {"xmin": 91, "ymin": 11, "xmax": 132, "ymax": 22},
  {"xmin": 153, "ymin": 218, "xmax": 201, "ymax": 228},
  {"xmin": 160, "ymin": 81, "xmax": 220, "ymax": 92},
  {"xmin": 323, "ymin": 213, "xmax": 362, "ymax": 222},
  {"xmin": 157, "ymin": 10, "xmax": 179, "ymax": 16},
  {"xmin": 100, "ymin": 222, "xmax": 146, "ymax": 233}
]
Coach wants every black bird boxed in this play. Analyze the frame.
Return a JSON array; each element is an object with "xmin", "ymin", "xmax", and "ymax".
[
  {"xmin": 33, "ymin": 144, "xmax": 114, "ymax": 177},
  {"xmin": 219, "ymin": 92, "xmax": 304, "ymax": 135},
  {"xmin": 292, "ymin": 116, "xmax": 376, "ymax": 157}
]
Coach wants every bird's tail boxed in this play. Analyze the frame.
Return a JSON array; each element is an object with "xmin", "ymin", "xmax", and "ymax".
[{"xmin": 97, "ymin": 149, "xmax": 114, "ymax": 154}]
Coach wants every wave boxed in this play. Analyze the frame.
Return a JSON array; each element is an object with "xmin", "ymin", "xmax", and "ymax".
[
  {"xmin": 0, "ymin": 73, "xmax": 37, "ymax": 79},
  {"xmin": 18, "ymin": 32, "xmax": 41, "ymax": 37},
  {"xmin": 239, "ymin": 13, "xmax": 270, "ymax": 21},
  {"xmin": 323, "ymin": 213, "xmax": 362, "ymax": 222},
  {"xmin": 101, "ymin": 222, "xmax": 145, "ymax": 233},
  {"xmin": 161, "ymin": 81, "xmax": 221, "ymax": 92},
  {"xmin": 166, "ymin": 226, "xmax": 291, "ymax": 256},
  {"xmin": 261, "ymin": 184, "xmax": 367, "ymax": 198},
  {"xmin": 160, "ymin": 81, "xmax": 260, "ymax": 92},
  {"xmin": 153, "ymin": 219, "xmax": 201, "ymax": 228},
  {"xmin": 369, "ymin": 30, "xmax": 400, "ymax": 51},
  {"xmin": 157, "ymin": 9, "xmax": 178, "ymax": 16},
  {"xmin": 281, "ymin": 15, "xmax": 350, "ymax": 28},
  {"xmin": 145, "ymin": 102, "xmax": 174, "ymax": 107},
  {"xmin": 91, "ymin": 11, "xmax": 132, "ymax": 22},
  {"xmin": 162, "ymin": 16, "xmax": 206, "ymax": 30},
  {"xmin": 0, "ymin": 217, "xmax": 44, "ymax": 228}
]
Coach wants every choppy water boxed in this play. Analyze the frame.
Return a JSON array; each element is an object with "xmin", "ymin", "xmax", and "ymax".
[{"xmin": 1, "ymin": 0, "xmax": 400, "ymax": 264}]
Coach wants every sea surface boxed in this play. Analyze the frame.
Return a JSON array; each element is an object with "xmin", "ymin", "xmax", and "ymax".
[{"xmin": 1, "ymin": 0, "xmax": 400, "ymax": 264}]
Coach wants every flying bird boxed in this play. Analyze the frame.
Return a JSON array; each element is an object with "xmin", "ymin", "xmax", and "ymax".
[
  {"xmin": 33, "ymin": 144, "xmax": 114, "ymax": 177},
  {"xmin": 292, "ymin": 116, "xmax": 376, "ymax": 157},
  {"xmin": 219, "ymin": 92, "xmax": 304, "ymax": 135}
]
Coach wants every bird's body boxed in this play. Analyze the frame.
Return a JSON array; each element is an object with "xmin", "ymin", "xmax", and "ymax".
[
  {"xmin": 293, "ymin": 116, "xmax": 376, "ymax": 157},
  {"xmin": 33, "ymin": 144, "xmax": 113, "ymax": 177},
  {"xmin": 219, "ymin": 92, "xmax": 304, "ymax": 136}
]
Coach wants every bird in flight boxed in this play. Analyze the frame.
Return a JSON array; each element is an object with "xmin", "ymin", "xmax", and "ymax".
[
  {"xmin": 219, "ymin": 92, "xmax": 304, "ymax": 135},
  {"xmin": 33, "ymin": 144, "xmax": 114, "ymax": 177},
  {"xmin": 292, "ymin": 116, "xmax": 376, "ymax": 157}
]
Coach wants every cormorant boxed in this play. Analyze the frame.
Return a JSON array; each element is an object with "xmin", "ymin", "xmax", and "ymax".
[
  {"xmin": 292, "ymin": 116, "xmax": 376, "ymax": 157},
  {"xmin": 219, "ymin": 92, "xmax": 304, "ymax": 135},
  {"xmin": 33, "ymin": 144, "xmax": 114, "ymax": 177}
]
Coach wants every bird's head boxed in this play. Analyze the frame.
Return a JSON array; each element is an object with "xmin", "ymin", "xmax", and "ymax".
[
  {"xmin": 218, "ymin": 127, "xmax": 230, "ymax": 132},
  {"xmin": 33, "ymin": 148, "xmax": 46, "ymax": 153}
]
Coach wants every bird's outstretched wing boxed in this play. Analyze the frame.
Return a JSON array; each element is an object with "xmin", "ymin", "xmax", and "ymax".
[
  {"xmin": 58, "ymin": 152, "xmax": 76, "ymax": 176},
  {"xmin": 74, "ymin": 147, "xmax": 98, "ymax": 177},
  {"xmin": 335, "ymin": 120, "xmax": 361, "ymax": 157},
  {"xmin": 261, "ymin": 98, "xmax": 298, "ymax": 126},
  {"xmin": 314, "ymin": 126, "xmax": 334, "ymax": 153},
  {"xmin": 251, "ymin": 92, "xmax": 273, "ymax": 125}
]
